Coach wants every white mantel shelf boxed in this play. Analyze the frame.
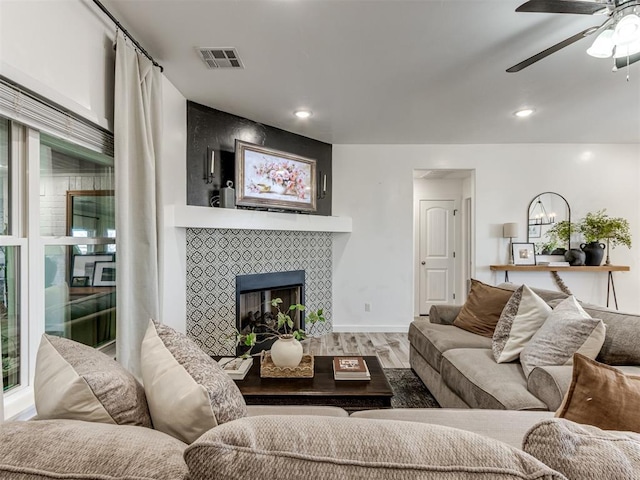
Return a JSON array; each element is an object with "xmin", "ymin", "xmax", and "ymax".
[{"xmin": 168, "ymin": 205, "xmax": 352, "ymax": 233}]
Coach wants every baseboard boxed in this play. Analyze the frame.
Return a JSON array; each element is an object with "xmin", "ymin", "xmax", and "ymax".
[{"xmin": 331, "ymin": 325, "xmax": 409, "ymax": 333}]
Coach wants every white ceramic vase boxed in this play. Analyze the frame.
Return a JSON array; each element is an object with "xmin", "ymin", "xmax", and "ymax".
[{"xmin": 270, "ymin": 335, "xmax": 303, "ymax": 368}]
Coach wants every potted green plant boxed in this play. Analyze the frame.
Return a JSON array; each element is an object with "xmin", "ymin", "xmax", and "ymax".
[
  {"xmin": 540, "ymin": 220, "xmax": 574, "ymax": 254},
  {"xmin": 235, "ymin": 298, "xmax": 325, "ymax": 368},
  {"xmin": 576, "ymin": 210, "xmax": 631, "ymax": 266}
]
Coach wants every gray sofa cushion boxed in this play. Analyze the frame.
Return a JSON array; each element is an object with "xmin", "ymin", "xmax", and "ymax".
[
  {"xmin": 185, "ymin": 415, "xmax": 565, "ymax": 479},
  {"xmin": 409, "ymin": 321, "xmax": 491, "ymax": 373},
  {"xmin": 441, "ymin": 349, "xmax": 548, "ymax": 411},
  {"xmin": 351, "ymin": 409, "xmax": 554, "ymax": 449},
  {"xmin": 523, "ymin": 419, "xmax": 640, "ymax": 480},
  {"xmin": 0, "ymin": 419, "xmax": 188, "ymax": 479},
  {"xmin": 583, "ymin": 304, "xmax": 640, "ymax": 365},
  {"xmin": 497, "ymin": 283, "xmax": 569, "ymax": 303}
]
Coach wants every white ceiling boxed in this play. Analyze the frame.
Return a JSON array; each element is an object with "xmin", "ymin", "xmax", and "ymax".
[{"xmin": 104, "ymin": 0, "xmax": 640, "ymax": 145}]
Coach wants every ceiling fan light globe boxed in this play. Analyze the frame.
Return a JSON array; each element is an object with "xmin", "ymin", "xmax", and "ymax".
[
  {"xmin": 587, "ymin": 29, "xmax": 615, "ymax": 58},
  {"xmin": 613, "ymin": 39, "xmax": 640, "ymax": 58},
  {"xmin": 613, "ymin": 14, "xmax": 640, "ymax": 46}
]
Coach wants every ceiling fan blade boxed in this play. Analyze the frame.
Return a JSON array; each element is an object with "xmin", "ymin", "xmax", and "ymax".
[
  {"xmin": 506, "ymin": 26, "xmax": 598, "ymax": 72},
  {"xmin": 614, "ymin": 52, "xmax": 640, "ymax": 70},
  {"xmin": 516, "ymin": 0, "xmax": 609, "ymax": 15}
]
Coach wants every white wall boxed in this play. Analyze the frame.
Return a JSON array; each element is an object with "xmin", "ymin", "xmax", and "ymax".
[
  {"xmin": 159, "ymin": 77, "xmax": 187, "ymax": 332},
  {"xmin": 0, "ymin": 0, "xmax": 116, "ymax": 131},
  {"xmin": 332, "ymin": 144, "xmax": 640, "ymax": 332}
]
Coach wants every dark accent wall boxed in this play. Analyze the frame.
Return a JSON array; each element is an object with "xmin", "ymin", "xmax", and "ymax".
[{"xmin": 187, "ymin": 101, "xmax": 332, "ymax": 216}]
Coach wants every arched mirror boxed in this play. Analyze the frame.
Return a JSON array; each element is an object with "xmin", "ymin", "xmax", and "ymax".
[{"xmin": 527, "ymin": 192, "xmax": 571, "ymax": 254}]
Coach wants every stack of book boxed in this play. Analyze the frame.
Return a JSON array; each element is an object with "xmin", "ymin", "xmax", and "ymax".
[
  {"xmin": 217, "ymin": 357, "xmax": 253, "ymax": 380},
  {"xmin": 333, "ymin": 356, "xmax": 371, "ymax": 380},
  {"xmin": 537, "ymin": 261, "xmax": 570, "ymax": 267}
]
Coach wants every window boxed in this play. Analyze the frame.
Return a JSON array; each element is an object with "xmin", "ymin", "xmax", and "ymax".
[{"xmin": 0, "ymin": 82, "xmax": 115, "ymax": 411}]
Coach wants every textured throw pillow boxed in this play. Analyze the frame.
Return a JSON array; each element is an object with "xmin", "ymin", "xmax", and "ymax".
[
  {"xmin": 0, "ymin": 419, "xmax": 187, "ymax": 479},
  {"xmin": 453, "ymin": 279, "xmax": 514, "ymax": 338},
  {"xmin": 141, "ymin": 319, "xmax": 247, "ymax": 444},
  {"xmin": 185, "ymin": 415, "xmax": 565, "ymax": 480},
  {"xmin": 34, "ymin": 334, "xmax": 151, "ymax": 427},
  {"xmin": 520, "ymin": 296, "xmax": 606, "ymax": 378},
  {"xmin": 523, "ymin": 418, "xmax": 640, "ymax": 480},
  {"xmin": 555, "ymin": 353, "xmax": 640, "ymax": 433},
  {"xmin": 493, "ymin": 285, "xmax": 552, "ymax": 363}
]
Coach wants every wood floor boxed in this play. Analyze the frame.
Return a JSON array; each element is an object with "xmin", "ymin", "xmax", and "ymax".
[{"xmin": 301, "ymin": 332, "xmax": 410, "ymax": 368}]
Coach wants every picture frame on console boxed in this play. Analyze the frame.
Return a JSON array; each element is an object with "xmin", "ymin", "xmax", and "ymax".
[
  {"xmin": 512, "ymin": 242, "xmax": 537, "ymax": 266},
  {"xmin": 235, "ymin": 140, "xmax": 317, "ymax": 212},
  {"xmin": 92, "ymin": 261, "xmax": 116, "ymax": 287}
]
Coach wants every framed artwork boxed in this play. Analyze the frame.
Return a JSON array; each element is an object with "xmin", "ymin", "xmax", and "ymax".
[
  {"xmin": 512, "ymin": 242, "xmax": 537, "ymax": 266},
  {"xmin": 93, "ymin": 261, "xmax": 116, "ymax": 287},
  {"xmin": 528, "ymin": 224, "xmax": 542, "ymax": 238},
  {"xmin": 72, "ymin": 254, "xmax": 114, "ymax": 286},
  {"xmin": 235, "ymin": 140, "xmax": 317, "ymax": 212},
  {"xmin": 71, "ymin": 276, "xmax": 90, "ymax": 287}
]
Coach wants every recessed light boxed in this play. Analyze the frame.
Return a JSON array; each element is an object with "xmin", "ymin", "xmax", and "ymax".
[
  {"xmin": 294, "ymin": 110, "xmax": 312, "ymax": 119},
  {"xmin": 514, "ymin": 108, "xmax": 535, "ymax": 118}
]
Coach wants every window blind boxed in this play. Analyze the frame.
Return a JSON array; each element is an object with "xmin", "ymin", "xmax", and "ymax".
[{"xmin": 0, "ymin": 77, "xmax": 113, "ymax": 157}]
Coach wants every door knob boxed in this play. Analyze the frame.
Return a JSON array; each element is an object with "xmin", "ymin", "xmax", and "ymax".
[{"xmin": 421, "ymin": 261, "xmax": 426, "ymax": 265}]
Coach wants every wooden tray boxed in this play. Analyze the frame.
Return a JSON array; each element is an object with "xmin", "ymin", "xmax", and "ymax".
[{"xmin": 260, "ymin": 352, "xmax": 314, "ymax": 378}]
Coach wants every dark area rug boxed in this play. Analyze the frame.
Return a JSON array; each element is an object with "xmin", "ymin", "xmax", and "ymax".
[{"xmin": 384, "ymin": 368, "xmax": 441, "ymax": 409}]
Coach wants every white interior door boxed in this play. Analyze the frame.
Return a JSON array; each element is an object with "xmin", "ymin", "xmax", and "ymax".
[{"xmin": 419, "ymin": 200, "xmax": 456, "ymax": 315}]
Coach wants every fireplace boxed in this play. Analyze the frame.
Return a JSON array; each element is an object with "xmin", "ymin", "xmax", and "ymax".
[{"xmin": 235, "ymin": 270, "xmax": 305, "ymax": 356}]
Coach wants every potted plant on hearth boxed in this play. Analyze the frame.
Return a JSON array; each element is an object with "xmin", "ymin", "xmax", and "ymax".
[
  {"xmin": 235, "ymin": 298, "xmax": 325, "ymax": 368},
  {"xmin": 576, "ymin": 210, "xmax": 631, "ymax": 266}
]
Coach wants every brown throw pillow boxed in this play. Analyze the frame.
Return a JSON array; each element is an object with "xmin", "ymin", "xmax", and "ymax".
[
  {"xmin": 556, "ymin": 353, "xmax": 640, "ymax": 433},
  {"xmin": 453, "ymin": 279, "xmax": 514, "ymax": 338}
]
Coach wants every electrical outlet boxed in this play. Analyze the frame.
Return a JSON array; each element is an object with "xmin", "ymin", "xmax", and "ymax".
[{"xmin": 364, "ymin": 303, "xmax": 371, "ymax": 312}]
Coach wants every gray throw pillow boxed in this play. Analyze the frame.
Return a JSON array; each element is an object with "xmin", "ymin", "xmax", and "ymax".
[
  {"xmin": 185, "ymin": 415, "xmax": 565, "ymax": 479},
  {"xmin": 141, "ymin": 320, "xmax": 247, "ymax": 444},
  {"xmin": 520, "ymin": 296, "xmax": 606, "ymax": 378},
  {"xmin": 34, "ymin": 334, "xmax": 152, "ymax": 427},
  {"xmin": 523, "ymin": 419, "xmax": 640, "ymax": 479}
]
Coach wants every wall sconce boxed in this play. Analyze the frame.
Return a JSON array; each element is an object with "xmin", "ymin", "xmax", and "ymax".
[
  {"xmin": 317, "ymin": 171, "xmax": 327, "ymax": 199},
  {"xmin": 503, "ymin": 223, "xmax": 519, "ymax": 265},
  {"xmin": 204, "ymin": 146, "xmax": 215, "ymax": 184}
]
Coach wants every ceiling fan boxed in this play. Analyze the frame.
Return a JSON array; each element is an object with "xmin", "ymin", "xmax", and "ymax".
[{"xmin": 507, "ymin": 0, "xmax": 640, "ymax": 72}]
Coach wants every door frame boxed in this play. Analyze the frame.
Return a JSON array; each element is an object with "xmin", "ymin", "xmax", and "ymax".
[{"xmin": 413, "ymin": 171, "xmax": 475, "ymax": 316}]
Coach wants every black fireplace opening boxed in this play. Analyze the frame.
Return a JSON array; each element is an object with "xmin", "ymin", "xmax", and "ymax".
[{"xmin": 235, "ymin": 270, "xmax": 305, "ymax": 356}]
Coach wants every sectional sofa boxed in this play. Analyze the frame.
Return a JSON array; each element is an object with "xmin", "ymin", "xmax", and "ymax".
[{"xmin": 1, "ymin": 296, "xmax": 639, "ymax": 479}]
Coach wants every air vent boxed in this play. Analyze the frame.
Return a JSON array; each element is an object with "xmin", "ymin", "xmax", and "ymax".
[{"xmin": 197, "ymin": 47, "xmax": 244, "ymax": 69}]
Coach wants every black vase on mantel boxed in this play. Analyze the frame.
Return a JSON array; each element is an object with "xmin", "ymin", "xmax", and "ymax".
[
  {"xmin": 564, "ymin": 249, "xmax": 586, "ymax": 266},
  {"xmin": 580, "ymin": 242, "xmax": 606, "ymax": 266}
]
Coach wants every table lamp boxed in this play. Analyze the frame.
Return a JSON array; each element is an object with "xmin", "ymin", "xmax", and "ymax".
[{"xmin": 503, "ymin": 223, "xmax": 519, "ymax": 265}]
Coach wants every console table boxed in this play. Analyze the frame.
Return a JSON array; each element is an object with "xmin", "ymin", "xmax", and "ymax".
[{"xmin": 489, "ymin": 265, "xmax": 630, "ymax": 310}]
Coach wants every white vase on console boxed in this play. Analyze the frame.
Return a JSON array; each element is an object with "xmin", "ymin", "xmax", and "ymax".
[{"xmin": 270, "ymin": 335, "xmax": 303, "ymax": 368}]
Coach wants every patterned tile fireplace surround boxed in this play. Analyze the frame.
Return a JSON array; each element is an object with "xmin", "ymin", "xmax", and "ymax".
[{"xmin": 186, "ymin": 228, "xmax": 333, "ymax": 355}]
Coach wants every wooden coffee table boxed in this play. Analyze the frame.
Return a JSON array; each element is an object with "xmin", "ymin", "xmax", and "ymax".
[{"xmin": 227, "ymin": 355, "xmax": 393, "ymax": 412}]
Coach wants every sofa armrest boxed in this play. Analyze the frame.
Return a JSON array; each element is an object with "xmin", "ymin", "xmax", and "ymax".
[
  {"xmin": 527, "ymin": 365, "xmax": 573, "ymax": 411},
  {"xmin": 428, "ymin": 304, "xmax": 462, "ymax": 325}
]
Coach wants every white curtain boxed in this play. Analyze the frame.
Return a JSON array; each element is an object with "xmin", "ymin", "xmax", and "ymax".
[{"xmin": 114, "ymin": 31, "xmax": 163, "ymax": 376}]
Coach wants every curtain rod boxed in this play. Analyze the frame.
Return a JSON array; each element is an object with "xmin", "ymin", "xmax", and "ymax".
[{"xmin": 92, "ymin": 0, "xmax": 164, "ymax": 72}]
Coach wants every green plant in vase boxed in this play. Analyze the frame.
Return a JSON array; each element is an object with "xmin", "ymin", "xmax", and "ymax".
[
  {"xmin": 576, "ymin": 210, "xmax": 631, "ymax": 265},
  {"xmin": 235, "ymin": 298, "xmax": 325, "ymax": 368},
  {"xmin": 540, "ymin": 220, "xmax": 574, "ymax": 254}
]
